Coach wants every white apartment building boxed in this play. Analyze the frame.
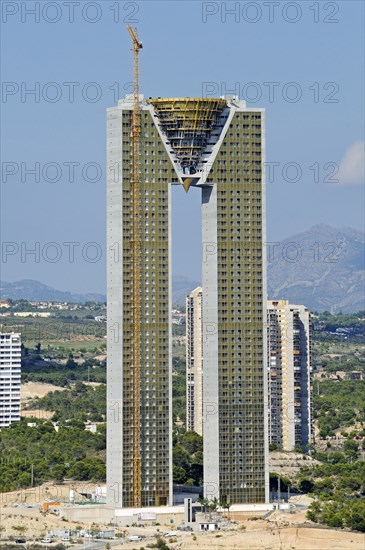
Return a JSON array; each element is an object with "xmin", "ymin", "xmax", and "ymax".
[
  {"xmin": 186, "ymin": 287, "xmax": 203, "ymax": 436},
  {"xmin": 0, "ymin": 332, "xmax": 22, "ymax": 427},
  {"xmin": 267, "ymin": 301, "xmax": 313, "ymax": 451}
]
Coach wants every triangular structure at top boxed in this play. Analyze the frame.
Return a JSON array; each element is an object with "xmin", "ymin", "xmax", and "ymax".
[{"xmin": 148, "ymin": 98, "xmax": 227, "ymax": 177}]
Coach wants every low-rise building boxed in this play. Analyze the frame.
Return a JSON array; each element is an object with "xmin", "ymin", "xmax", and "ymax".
[{"xmin": 13, "ymin": 311, "xmax": 51, "ymax": 318}]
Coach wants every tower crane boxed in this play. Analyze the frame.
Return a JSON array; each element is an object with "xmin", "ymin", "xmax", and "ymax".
[{"xmin": 127, "ymin": 24, "xmax": 143, "ymax": 508}]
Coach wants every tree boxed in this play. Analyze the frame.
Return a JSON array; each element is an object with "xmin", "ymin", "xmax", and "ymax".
[
  {"xmin": 198, "ymin": 497, "xmax": 209, "ymax": 514},
  {"xmin": 52, "ymin": 465, "xmax": 66, "ymax": 483},
  {"xmin": 208, "ymin": 497, "xmax": 219, "ymax": 514},
  {"xmin": 17, "ymin": 472, "xmax": 31, "ymax": 488},
  {"xmin": 21, "ymin": 343, "xmax": 29, "ymax": 357},
  {"xmin": 173, "ymin": 466, "xmax": 187, "ymax": 484},
  {"xmin": 220, "ymin": 500, "xmax": 231, "ymax": 517},
  {"xmin": 299, "ymin": 478, "xmax": 314, "ymax": 493},
  {"xmin": 306, "ymin": 500, "xmax": 321, "ymax": 522},
  {"xmin": 68, "ymin": 418, "xmax": 86, "ymax": 430},
  {"xmin": 344, "ymin": 501, "xmax": 365, "ymax": 532},
  {"xmin": 173, "ymin": 445, "xmax": 190, "ymax": 471},
  {"xmin": 190, "ymin": 462, "xmax": 203, "ymax": 485},
  {"xmin": 199, "ymin": 497, "xmax": 220, "ymax": 519},
  {"xmin": 180, "ymin": 431, "xmax": 203, "ymax": 455},
  {"xmin": 66, "ymin": 358, "xmax": 77, "ymax": 369},
  {"xmin": 150, "ymin": 536, "xmax": 169, "ymax": 550},
  {"xmin": 344, "ymin": 439, "xmax": 359, "ymax": 459}
]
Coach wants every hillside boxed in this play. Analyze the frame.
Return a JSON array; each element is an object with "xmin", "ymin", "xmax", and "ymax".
[
  {"xmin": 0, "ymin": 280, "xmax": 106, "ymax": 304},
  {"xmin": 0, "ymin": 277, "xmax": 200, "ymax": 305},
  {"xmin": 172, "ymin": 275, "xmax": 201, "ymax": 304},
  {"xmin": 267, "ymin": 224, "xmax": 364, "ymax": 313},
  {"xmin": 172, "ymin": 224, "xmax": 365, "ymax": 312},
  {"xmin": 2, "ymin": 225, "xmax": 364, "ymax": 312}
]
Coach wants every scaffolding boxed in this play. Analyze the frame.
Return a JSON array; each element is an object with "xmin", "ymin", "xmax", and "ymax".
[
  {"xmin": 148, "ymin": 98, "xmax": 227, "ymax": 174},
  {"xmin": 127, "ymin": 24, "xmax": 143, "ymax": 508}
]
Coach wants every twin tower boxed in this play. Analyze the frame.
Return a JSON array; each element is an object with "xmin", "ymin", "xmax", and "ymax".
[{"xmin": 106, "ymin": 95, "xmax": 269, "ymax": 508}]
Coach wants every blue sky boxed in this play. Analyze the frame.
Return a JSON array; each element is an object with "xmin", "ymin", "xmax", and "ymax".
[{"xmin": 1, "ymin": 0, "xmax": 364, "ymax": 293}]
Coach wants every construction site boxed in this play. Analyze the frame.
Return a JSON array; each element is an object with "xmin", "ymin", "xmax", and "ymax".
[{"xmin": 1, "ymin": 481, "xmax": 364, "ymax": 549}]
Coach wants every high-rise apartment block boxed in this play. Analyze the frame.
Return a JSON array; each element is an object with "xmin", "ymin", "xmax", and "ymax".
[
  {"xmin": 186, "ymin": 287, "xmax": 203, "ymax": 436},
  {"xmin": 267, "ymin": 300, "xmax": 313, "ymax": 451},
  {"xmin": 0, "ymin": 332, "xmax": 21, "ymax": 427},
  {"xmin": 107, "ymin": 95, "xmax": 268, "ymax": 507}
]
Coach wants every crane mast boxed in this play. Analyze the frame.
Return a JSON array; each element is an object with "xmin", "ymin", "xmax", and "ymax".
[{"xmin": 127, "ymin": 24, "xmax": 143, "ymax": 508}]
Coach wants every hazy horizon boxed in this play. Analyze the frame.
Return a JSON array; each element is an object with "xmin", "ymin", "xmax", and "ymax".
[{"xmin": 1, "ymin": 222, "xmax": 363, "ymax": 295}]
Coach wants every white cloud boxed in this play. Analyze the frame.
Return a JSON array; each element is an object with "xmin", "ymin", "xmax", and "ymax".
[{"xmin": 337, "ymin": 141, "xmax": 365, "ymax": 185}]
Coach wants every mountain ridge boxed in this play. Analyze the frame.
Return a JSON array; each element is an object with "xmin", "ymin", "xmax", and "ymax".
[
  {"xmin": 1, "ymin": 225, "xmax": 364, "ymax": 312},
  {"xmin": 267, "ymin": 224, "xmax": 364, "ymax": 312}
]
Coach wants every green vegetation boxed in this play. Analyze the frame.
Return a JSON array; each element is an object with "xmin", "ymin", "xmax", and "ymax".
[
  {"xmin": 307, "ymin": 498, "xmax": 365, "ymax": 532},
  {"xmin": 0, "ymin": 298, "xmax": 105, "ymax": 315},
  {"xmin": 172, "ymin": 324, "xmax": 185, "ymax": 336},
  {"xmin": 28, "ymin": 382, "xmax": 106, "ymax": 422},
  {"xmin": 198, "ymin": 496, "xmax": 227, "ymax": 515},
  {"xmin": 172, "ymin": 355, "xmax": 186, "ymax": 423},
  {"xmin": 297, "ymin": 311, "xmax": 365, "ymax": 531},
  {"xmin": 315, "ymin": 341, "xmax": 365, "ymax": 375},
  {"xmin": 300, "ymin": 451, "xmax": 364, "ymax": 494},
  {"xmin": 22, "ymin": 357, "xmax": 106, "ymax": 387},
  {"xmin": 304, "ymin": 455, "xmax": 365, "ymax": 531},
  {"xmin": 314, "ymin": 310, "xmax": 365, "ymax": 337},
  {"xmin": 20, "ymin": 340, "xmax": 106, "ymax": 386},
  {"xmin": 313, "ymin": 311, "xmax": 365, "ymax": 375},
  {"xmin": 173, "ymin": 429, "xmax": 203, "ymax": 485},
  {"xmin": 148, "ymin": 536, "xmax": 170, "ymax": 550},
  {"xmin": 7, "ymin": 383, "xmax": 202, "ymax": 488},
  {"xmin": 1, "ymin": 313, "xmax": 106, "ymax": 354},
  {"xmin": 0, "ymin": 419, "xmax": 106, "ymax": 491},
  {"xmin": 314, "ymin": 380, "xmax": 365, "ymax": 437}
]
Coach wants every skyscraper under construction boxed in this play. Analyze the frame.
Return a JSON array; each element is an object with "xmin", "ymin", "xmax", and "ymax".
[{"xmin": 106, "ymin": 94, "xmax": 269, "ymax": 507}]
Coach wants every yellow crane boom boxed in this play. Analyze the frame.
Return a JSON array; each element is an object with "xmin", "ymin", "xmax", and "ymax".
[{"xmin": 127, "ymin": 24, "xmax": 143, "ymax": 508}]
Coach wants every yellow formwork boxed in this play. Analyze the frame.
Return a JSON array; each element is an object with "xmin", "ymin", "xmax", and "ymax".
[{"xmin": 148, "ymin": 98, "xmax": 227, "ymax": 171}]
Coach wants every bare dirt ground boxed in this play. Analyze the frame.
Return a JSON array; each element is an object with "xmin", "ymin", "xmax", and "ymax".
[
  {"xmin": 21, "ymin": 382, "xmax": 66, "ymax": 400},
  {"xmin": 20, "ymin": 382, "xmax": 66, "ymax": 419},
  {"xmin": 112, "ymin": 514, "xmax": 365, "ymax": 550},
  {"xmin": 0, "ymin": 483, "xmax": 91, "ymax": 541},
  {"xmin": 0, "ymin": 484, "xmax": 364, "ymax": 549},
  {"xmin": 165, "ymin": 525, "xmax": 365, "ymax": 550},
  {"xmin": 21, "ymin": 409, "xmax": 54, "ymax": 419},
  {"xmin": 269, "ymin": 451, "xmax": 320, "ymax": 480}
]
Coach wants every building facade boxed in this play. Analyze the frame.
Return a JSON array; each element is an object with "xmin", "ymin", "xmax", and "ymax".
[
  {"xmin": 0, "ymin": 332, "xmax": 21, "ymax": 427},
  {"xmin": 107, "ymin": 95, "xmax": 268, "ymax": 507},
  {"xmin": 267, "ymin": 300, "xmax": 313, "ymax": 451},
  {"xmin": 186, "ymin": 287, "xmax": 203, "ymax": 436}
]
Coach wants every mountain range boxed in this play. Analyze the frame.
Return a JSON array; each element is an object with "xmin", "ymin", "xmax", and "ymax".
[
  {"xmin": 267, "ymin": 224, "xmax": 364, "ymax": 313},
  {"xmin": 0, "ymin": 276, "xmax": 201, "ymax": 306},
  {"xmin": 1, "ymin": 225, "xmax": 364, "ymax": 313},
  {"xmin": 0, "ymin": 279, "xmax": 106, "ymax": 304}
]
